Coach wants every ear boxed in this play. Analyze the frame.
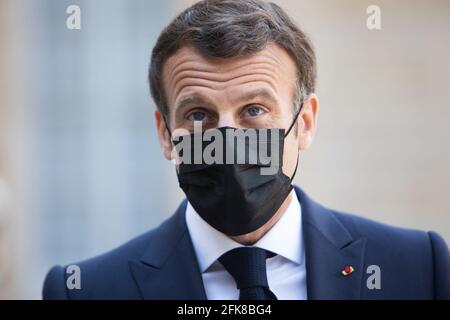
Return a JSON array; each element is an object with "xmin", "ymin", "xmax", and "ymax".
[
  {"xmin": 297, "ymin": 94, "xmax": 319, "ymax": 150},
  {"xmin": 155, "ymin": 110, "xmax": 173, "ymax": 160}
]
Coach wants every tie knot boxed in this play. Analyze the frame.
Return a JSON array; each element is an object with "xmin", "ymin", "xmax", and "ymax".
[{"xmin": 219, "ymin": 247, "xmax": 274, "ymax": 290}]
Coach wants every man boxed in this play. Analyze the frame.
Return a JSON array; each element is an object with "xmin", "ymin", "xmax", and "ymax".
[{"xmin": 43, "ymin": 0, "xmax": 449, "ymax": 300}]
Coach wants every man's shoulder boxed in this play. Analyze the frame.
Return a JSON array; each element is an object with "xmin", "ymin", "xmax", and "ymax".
[
  {"xmin": 331, "ymin": 208, "xmax": 431, "ymax": 246},
  {"xmin": 297, "ymin": 186, "xmax": 442, "ymax": 253},
  {"xmin": 333, "ymin": 208, "xmax": 449, "ymax": 298},
  {"xmin": 296, "ymin": 187, "xmax": 443, "ymax": 252},
  {"xmin": 298, "ymin": 185, "xmax": 448, "ymax": 289},
  {"xmin": 42, "ymin": 230, "xmax": 152, "ymax": 300},
  {"xmin": 301, "ymin": 199, "xmax": 447, "ymax": 299},
  {"xmin": 42, "ymin": 207, "xmax": 185, "ymax": 300}
]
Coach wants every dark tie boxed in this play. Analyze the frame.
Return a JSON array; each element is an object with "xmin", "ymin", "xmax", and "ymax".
[{"xmin": 219, "ymin": 247, "xmax": 278, "ymax": 300}]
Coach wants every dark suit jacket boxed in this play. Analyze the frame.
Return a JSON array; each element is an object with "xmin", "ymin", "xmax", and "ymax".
[{"xmin": 42, "ymin": 186, "xmax": 450, "ymax": 299}]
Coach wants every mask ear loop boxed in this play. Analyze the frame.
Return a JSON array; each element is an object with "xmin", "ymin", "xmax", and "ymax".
[
  {"xmin": 162, "ymin": 115, "xmax": 173, "ymax": 142},
  {"xmin": 289, "ymin": 153, "xmax": 300, "ymax": 184},
  {"xmin": 163, "ymin": 115, "xmax": 179, "ymax": 166},
  {"xmin": 284, "ymin": 101, "xmax": 304, "ymax": 182},
  {"xmin": 284, "ymin": 103, "xmax": 303, "ymax": 138}
]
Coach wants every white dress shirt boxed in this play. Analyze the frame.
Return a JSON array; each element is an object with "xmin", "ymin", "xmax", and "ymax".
[{"xmin": 185, "ymin": 190, "xmax": 307, "ymax": 300}]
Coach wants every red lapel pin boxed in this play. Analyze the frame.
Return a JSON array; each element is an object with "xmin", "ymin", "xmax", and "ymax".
[{"xmin": 341, "ymin": 265, "xmax": 354, "ymax": 276}]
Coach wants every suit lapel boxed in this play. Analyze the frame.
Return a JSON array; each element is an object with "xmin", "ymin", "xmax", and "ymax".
[
  {"xmin": 129, "ymin": 187, "xmax": 366, "ymax": 300},
  {"xmin": 129, "ymin": 200, "xmax": 207, "ymax": 299},
  {"xmin": 296, "ymin": 187, "xmax": 367, "ymax": 300}
]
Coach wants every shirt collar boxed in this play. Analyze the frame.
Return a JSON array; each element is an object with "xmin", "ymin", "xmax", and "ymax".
[{"xmin": 185, "ymin": 190, "xmax": 304, "ymax": 273}]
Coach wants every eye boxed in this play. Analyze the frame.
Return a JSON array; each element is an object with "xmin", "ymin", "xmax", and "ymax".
[
  {"xmin": 187, "ymin": 111, "xmax": 207, "ymax": 121},
  {"xmin": 245, "ymin": 105, "xmax": 265, "ymax": 118}
]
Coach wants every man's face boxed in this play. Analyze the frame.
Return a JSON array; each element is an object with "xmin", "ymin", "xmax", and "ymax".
[{"xmin": 156, "ymin": 43, "xmax": 318, "ymax": 177}]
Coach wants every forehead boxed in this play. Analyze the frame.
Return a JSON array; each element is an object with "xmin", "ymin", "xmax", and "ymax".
[{"xmin": 161, "ymin": 43, "xmax": 298, "ymax": 107}]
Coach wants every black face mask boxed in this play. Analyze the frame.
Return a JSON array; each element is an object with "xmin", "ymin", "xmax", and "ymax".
[{"xmin": 165, "ymin": 111, "xmax": 301, "ymax": 236}]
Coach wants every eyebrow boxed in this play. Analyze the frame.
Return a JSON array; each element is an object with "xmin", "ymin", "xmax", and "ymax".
[
  {"xmin": 174, "ymin": 95, "xmax": 215, "ymax": 113},
  {"xmin": 231, "ymin": 88, "xmax": 278, "ymax": 105},
  {"xmin": 173, "ymin": 88, "xmax": 278, "ymax": 116}
]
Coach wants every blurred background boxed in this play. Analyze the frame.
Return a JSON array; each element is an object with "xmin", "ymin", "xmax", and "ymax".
[{"xmin": 1, "ymin": 0, "xmax": 449, "ymax": 299}]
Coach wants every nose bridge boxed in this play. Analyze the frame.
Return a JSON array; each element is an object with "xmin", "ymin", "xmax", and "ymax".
[
  {"xmin": 217, "ymin": 112, "xmax": 235, "ymax": 128},
  {"xmin": 213, "ymin": 86, "xmax": 241, "ymax": 128}
]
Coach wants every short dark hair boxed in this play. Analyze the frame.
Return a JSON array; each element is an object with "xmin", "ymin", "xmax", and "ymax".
[{"xmin": 149, "ymin": 0, "xmax": 317, "ymax": 120}]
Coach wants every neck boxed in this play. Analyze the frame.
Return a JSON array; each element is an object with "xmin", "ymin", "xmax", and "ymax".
[{"xmin": 231, "ymin": 192, "xmax": 293, "ymax": 245}]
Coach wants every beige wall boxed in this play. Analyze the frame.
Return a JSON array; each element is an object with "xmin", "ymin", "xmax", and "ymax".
[
  {"xmin": 178, "ymin": 0, "xmax": 450, "ymax": 242},
  {"xmin": 0, "ymin": 0, "xmax": 22, "ymax": 299}
]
